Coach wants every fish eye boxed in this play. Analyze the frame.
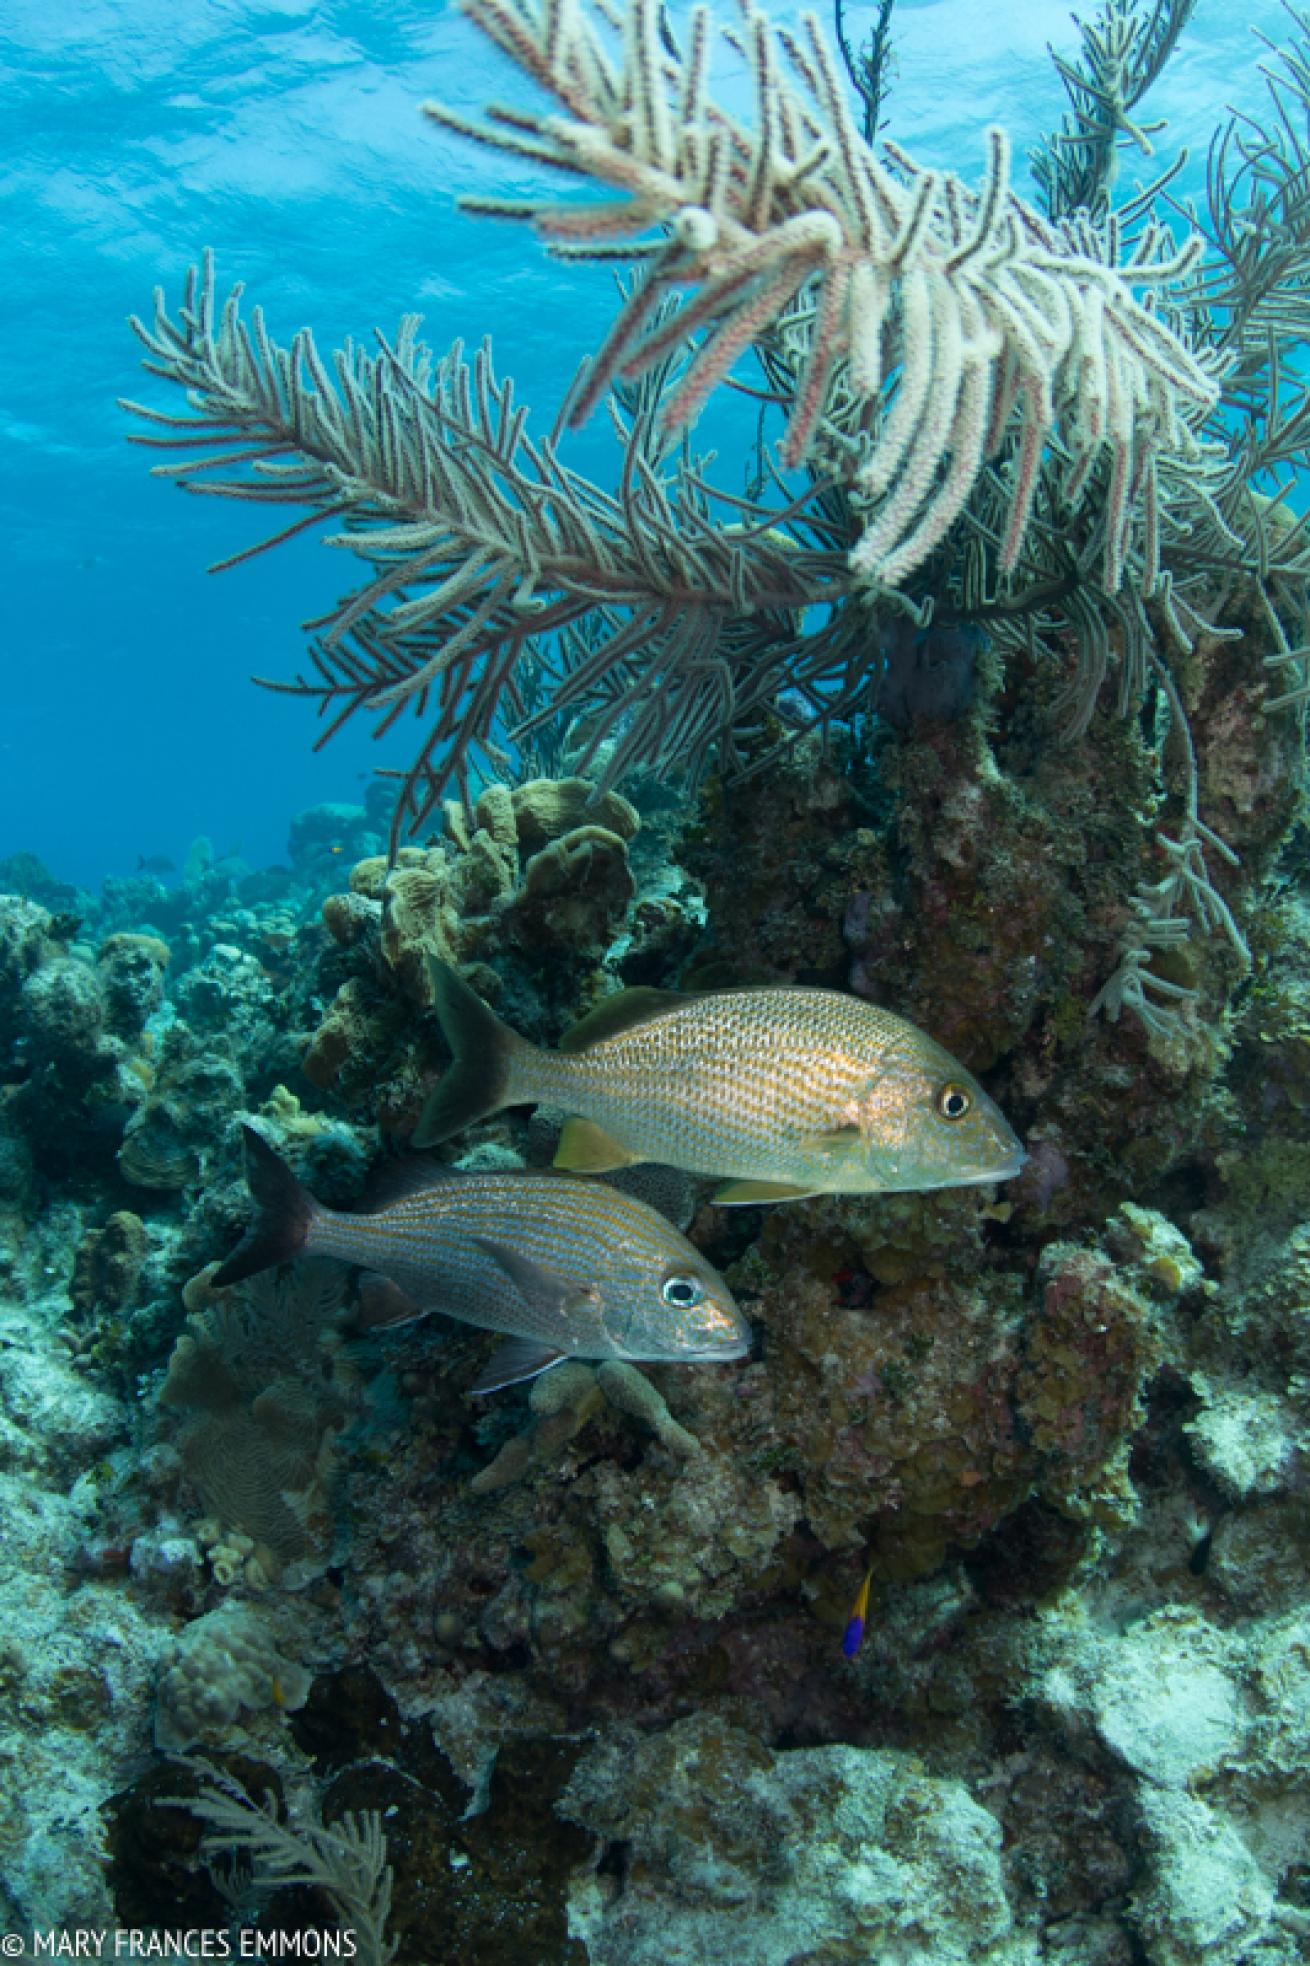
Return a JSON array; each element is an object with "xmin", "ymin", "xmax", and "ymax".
[
  {"xmin": 662, "ymin": 1273, "xmax": 705, "ymax": 1309},
  {"xmin": 937, "ymin": 1083, "xmax": 972, "ymax": 1121}
]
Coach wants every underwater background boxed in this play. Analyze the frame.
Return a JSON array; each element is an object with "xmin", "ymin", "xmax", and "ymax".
[
  {"xmin": 1, "ymin": 0, "xmax": 1291, "ymax": 887},
  {"xmin": 4, "ymin": 0, "xmax": 1310, "ymax": 1959}
]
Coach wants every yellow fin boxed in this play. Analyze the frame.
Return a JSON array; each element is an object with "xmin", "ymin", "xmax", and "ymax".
[
  {"xmin": 553, "ymin": 1117, "xmax": 641, "ymax": 1173},
  {"xmin": 560, "ymin": 987, "xmax": 690, "ymax": 1053},
  {"xmin": 713, "ymin": 1179, "xmax": 820, "ymax": 1205},
  {"xmin": 798, "ymin": 1125, "xmax": 862, "ymax": 1154}
]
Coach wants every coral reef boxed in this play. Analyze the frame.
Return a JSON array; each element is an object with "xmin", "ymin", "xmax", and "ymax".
[
  {"xmin": 6, "ymin": 0, "xmax": 1310, "ymax": 1956},
  {"xmin": 7, "ymin": 701, "xmax": 1310, "ymax": 1955},
  {"xmin": 154, "ymin": 1603, "xmax": 313, "ymax": 1753},
  {"xmin": 302, "ymin": 774, "xmax": 652, "ymax": 1127},
  {"xmin": 561, "ymin": 1713, "xmax": 1024, "ymax": 1966}
]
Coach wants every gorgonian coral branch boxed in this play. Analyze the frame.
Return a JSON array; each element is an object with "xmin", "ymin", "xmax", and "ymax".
[
  {"xmin": 122, "ymin": 254, "xmax": 858, "ymax": 844},
  {"xmin": 425, "ymin": 0, "xmax": 1220, "ymax": 595},
  {"xmin": 1033, "ymin": 0, "xmax": 1200, "ymax": 221}
]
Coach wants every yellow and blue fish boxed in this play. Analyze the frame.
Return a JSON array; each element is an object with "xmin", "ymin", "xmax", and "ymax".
[{"xmin": 842, "ymin": 1565, "xmax": 874, "ymax": 1659}]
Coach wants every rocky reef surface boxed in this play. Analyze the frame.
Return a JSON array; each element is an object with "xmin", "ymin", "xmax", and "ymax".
[{"xmin": 2, "ymin": 637, "xmax": 1310, "ymax": 1963}]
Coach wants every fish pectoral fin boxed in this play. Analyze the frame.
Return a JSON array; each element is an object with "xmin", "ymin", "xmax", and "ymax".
[
  {"xmin": 469, "ymin": 1338, "xmax": 568, "ymax": 1396},
  {"xmin": 797, "ymin": 1125, "xmax": 862, "ymax": 1156},
  {"xmin": 354, "ymin": 1272, "xmax": 428, "ymax": 1330},
  {"xmin": 712, "ymin": 1179, "xmax": 822, "ymax": 1205},
  {"xmin": 553, "ymin": 1117, "xmax": 640, "ymax": 1174},
  {"xmin": 470, "ymin": 1236, "xmax": 599, "ymax": 1322}
]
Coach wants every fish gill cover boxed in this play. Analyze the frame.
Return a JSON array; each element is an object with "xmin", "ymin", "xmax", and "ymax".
[{"xmin": 3, "ymin": 2, "xmax": 1310, "ymax": 1960}]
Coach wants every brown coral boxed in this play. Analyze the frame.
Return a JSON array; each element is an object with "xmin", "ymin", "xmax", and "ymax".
[
  {"xmin": 708, "ymin": 1190, "xmax": 1167, "ymax": 1580},
  {"xmin": 510, "ymin": 777, "xmax": 639, "ymax": 853},
  {"xmin": 1017, "ymin": 1243, "xmax": 1160, "ymax": 1526},
  {"xmin": 507, "ymin": 825, "xmax": 635, "ymax": 962},
  {"xmin": 299, "ymin": 776, "xmax": 643, "ymax": 1127},
  {"xmin": 70, "ymin": 1211, "xmax": 149, "ymax": 1319}
]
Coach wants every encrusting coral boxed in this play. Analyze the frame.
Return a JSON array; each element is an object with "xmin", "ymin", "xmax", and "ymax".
[{"xmin": 559, "ymin": 1712, "xmax": 1021, "ymax": 1966}]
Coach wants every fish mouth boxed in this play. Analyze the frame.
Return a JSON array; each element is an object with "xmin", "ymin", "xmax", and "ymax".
[
  {"xmin": 979, "ymin": 1146, "xmax": 1027, "ymax": 1183},
  {"xmin": 958, "ymin": 1151, "xmax": 1027, "ymax": 1187},
  {"xmin": 915, "ymin": 1146, "xmax": 1027, "ymax": 1190},
  {"xmin": 620, "ymin": 1335, "xmax": 752, "ymax": 1364}
]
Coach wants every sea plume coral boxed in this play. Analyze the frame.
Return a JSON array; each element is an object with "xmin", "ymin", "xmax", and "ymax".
[
  {"xmin": 124, "ymin": 272, "xmax": 859, "ymax": 841},
  {"xmin": 122, "ymin": 0, "xmax": 1310, "ymax": 1039},
  {"xmin": 428, "ymin": 0, "xmax": 1219, "ymax": 594}
]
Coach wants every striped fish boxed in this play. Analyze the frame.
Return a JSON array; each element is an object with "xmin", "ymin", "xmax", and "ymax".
[
  {"xmin": 415, "ymin": 960, "xmax": 1024, "ymax": 1204},
  {"xmin": 215, "ymin": 1125, "xmax": 749, "ymax": 1392}
]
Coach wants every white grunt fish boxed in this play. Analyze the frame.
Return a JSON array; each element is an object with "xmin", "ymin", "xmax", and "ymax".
[
  {"xmin": 215, "ymin": 1125, "xmax": 749, "ymax": 1392},
  {"xmin": 416, "ymin": 959, "xmax": 1025, "ymax": 1204}
]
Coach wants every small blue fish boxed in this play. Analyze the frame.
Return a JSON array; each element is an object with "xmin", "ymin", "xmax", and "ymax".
[{"xmin": 842, "ymin": 1565, "xmax": 874, "ymax": 1658}]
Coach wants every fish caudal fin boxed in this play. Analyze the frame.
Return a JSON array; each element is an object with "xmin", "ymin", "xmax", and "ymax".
[
  {"xmin": 414, "ymin": 958, "xmax": 537, "ymax": 1148},
  {"xmin": 842, "ymin": 1564, "xmax": 875, "ymax": 1659},
  {"xmin": 213, "ymin": 1125, "xmax": 318, "ymax": 1287}
]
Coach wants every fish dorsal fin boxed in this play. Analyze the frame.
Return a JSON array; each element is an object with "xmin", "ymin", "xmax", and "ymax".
[
  {"xmin": 469, "ymin": 1338, "xmax": 567, "ymax": 1396},
  {"xmin": 713, "ymin": 1178, "xmax": 821, "ymax": 1205},
  {"xmin": 560, "ymin": 987, "xmax": 692, "ymax": 1053},
  {"xmin": 365, "ymin": 1155, "xmax": 460, "ymax": 1208},
  {"xmin": 553, "ymin": 1118, "xmax": 641, "ymax": 1174}
]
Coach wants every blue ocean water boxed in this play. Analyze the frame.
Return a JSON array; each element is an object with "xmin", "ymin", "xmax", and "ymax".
[{"xmin": 0, "ymin": 0, "xmax": 1290, "ymax": 892}]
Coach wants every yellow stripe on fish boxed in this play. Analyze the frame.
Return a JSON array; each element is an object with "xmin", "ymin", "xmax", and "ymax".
[
  {"xmin": 416, "ymin": 959, "xmax": 1024, "ymax": 1201},
  {"xmin": 215, "ymin": 1125, "xmax": 748, "ymax": 1393}
]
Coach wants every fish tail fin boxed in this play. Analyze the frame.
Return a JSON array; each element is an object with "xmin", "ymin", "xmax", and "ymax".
[
  {"xmin": 213, "ymin": 1124, "xmax": 319, "ymax": 1287},
  {"xmin": 414, "ymin": 957, "xmax": 540, "ymax": 1148}
]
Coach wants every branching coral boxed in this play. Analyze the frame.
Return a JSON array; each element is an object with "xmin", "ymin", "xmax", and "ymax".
[
  {"xmin": 168, "ymin": 1765, "xmax": 396, "ymax": 1966},
  {"xmin": 430, "ymin": 0, "xmax": 1217, "ymax": 595},
  {"xmin": 1033, "ymin": 0, "xmax": 1201, "ymax": 221},
  {"xmin": 124, "ymin": 269, "xmax": 854, "ymax": 841}
]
